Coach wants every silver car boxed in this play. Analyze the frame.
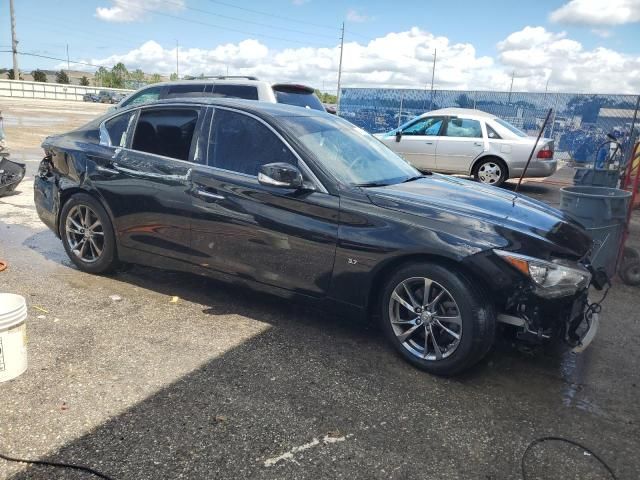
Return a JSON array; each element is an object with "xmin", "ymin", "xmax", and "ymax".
[{"xmin": 375, "ymin": 108, "xmax": 557, "ymax": 187}]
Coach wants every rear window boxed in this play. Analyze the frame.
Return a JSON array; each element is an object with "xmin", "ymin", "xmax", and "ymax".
[
  {"xmin": 274, "ymin": 88, "xmax": 324, "ymax": 111},
  {"xmin": 495, "ymin": 118, "xmax": 527, "ymax": 137},
  {"xmin": 166, "ymin": 84, "xmax": 206, "ymax": 98},
  {"xmin": 211, "ymin": 84, "xmax": 259, "ymax": 100}
]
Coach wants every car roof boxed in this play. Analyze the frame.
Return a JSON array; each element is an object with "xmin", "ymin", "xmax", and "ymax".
[
  {"xmin": 139, "ymin": 79, "xmax": 315, "ymax": 90},
  {"xmin": 424, "ymin": 107, "xmax": 497, "ymax": 120},
  {"xmin": 134, "ymin": 97, "xmax": 328, "ymax": 118}
]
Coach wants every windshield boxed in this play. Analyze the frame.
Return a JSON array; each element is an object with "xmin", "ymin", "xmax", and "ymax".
[
  {"xmin": 274, "ymin": 89, "xmax": 325, "ymax": 111},
  {"xmin": 280, "ymin": 115, "xmax": 419, "ymax": 186},
  {"xmin": 494, "ymin": 118, "xmax": 527, "ymax": 137}
]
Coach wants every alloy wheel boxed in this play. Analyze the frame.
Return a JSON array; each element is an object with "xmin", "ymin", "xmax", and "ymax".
[
  {"xmin": 388, "ymin": 277, "xmax": 462, "ymax": 361},
  {"xmin": 478, "ymin": 162, "xmax": 502, "ymax": 184},
  {"xmin": 65, "ymin": 204, "xmax": 105, "ymax": 263}
]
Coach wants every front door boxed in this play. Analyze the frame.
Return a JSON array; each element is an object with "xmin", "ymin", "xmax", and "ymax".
[
  {"xmin": 88, "ymin": 106, "xmax": 204, "ymax": 264},
  {"xmin": 391, "ymin": 116, "xmax": 444, "ymax": 171},
  {"xmin": 435, "ymin": 117, "xmax": 485, "ymax": 173},
  {"xmin": 189, "ymin": 107, "xmax": 339, "ymax": 296}
]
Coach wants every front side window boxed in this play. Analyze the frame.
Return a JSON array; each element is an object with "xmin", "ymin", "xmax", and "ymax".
[
  {"xmin": 131, "ymin": 108, "xmax": 199, "ymax": 161},
  {"xmin": 444, "ymin": 118, "xmax": 482, "ymax": 138},
  {"xmin": 211, "ymin": 85, "xmax": 259, "ymax": 100},
  {"xmin": 280, "ymin": 115, "xmax": 418, "ymax": 186},
  {"xmin": 402, "ymin": 117, "xmax": 443, "ymax": 136},
  {"xmin": 208, "ymin": 109, "xmax": 297, "ymax": 175},
  {"xmin": 123, "ymin": 86, "xmax": 164, "ymax": 107},
  {"xmin": 100, "ymin": 111, "xmax": 135, "ymax": 147}
]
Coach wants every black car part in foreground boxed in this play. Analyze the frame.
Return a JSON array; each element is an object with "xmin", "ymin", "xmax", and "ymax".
[
  {"xmin": 0, "ymin": 157, "xmax": 26, "ymax": 197},
  {"xmin": 34, "ymin": 98, "xmax": 604, "ymax": 375}
]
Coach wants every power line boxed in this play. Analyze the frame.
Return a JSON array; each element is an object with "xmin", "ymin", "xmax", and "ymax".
[
  {"xmin": 155, "ymin": 0, "xmax": 338, "ymax": 41},
  {"xmin": 206, "ymin": 0, "xmax": 340, "ymax": 31}
]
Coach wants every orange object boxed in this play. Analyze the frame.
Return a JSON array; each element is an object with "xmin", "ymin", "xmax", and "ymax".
[{"xmin": 0, "ymin": 260, "xmax": 7, "ymax": 272}]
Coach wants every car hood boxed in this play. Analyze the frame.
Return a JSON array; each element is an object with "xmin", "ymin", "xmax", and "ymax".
[{"xmin": 365, "ymin": 174, "xmax": 592, "ymax": 259}]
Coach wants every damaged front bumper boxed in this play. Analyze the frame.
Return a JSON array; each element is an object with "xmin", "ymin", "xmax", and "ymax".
[{"xmin": 497, "ymin": 274, "xmax": 607, "ymax": 352}]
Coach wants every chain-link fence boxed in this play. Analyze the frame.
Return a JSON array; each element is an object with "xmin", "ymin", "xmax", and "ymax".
[{"xmin": 339, "ymin": 88, "xmax": 640, "ymax": 164}]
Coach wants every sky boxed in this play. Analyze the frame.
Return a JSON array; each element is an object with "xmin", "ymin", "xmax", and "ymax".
[{"xmin": 2, "ymin": 0, "xmax": 640, "ymax": 94}]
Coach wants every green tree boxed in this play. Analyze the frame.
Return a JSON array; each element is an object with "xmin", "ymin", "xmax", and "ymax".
[
  {"xmin": 314, "ymin": 89, "xmax": 337, "ymax": 104},
  {"xmin": 111, "ymin": 62, "xmax": 128, "ymax": 88},
  {"xmin": 130, "ymin": 68, "xmax": 145, "ymax": 83},
  {"xmin": 149, "ymin": 73, "xmax": 162, "ymax": 83},
  {"xmin": 169, "ymin": 72, "xmax": 178, "ymax": 81},
  {"xmin": 79, "ymin": 76, "xmax": 90, "ymax": 86},
  {"xmin": 31, "ymin": 69, "xmax": 47, "ymax": 82},
  {"xmin": 55, "ymin": 70, "xmax": 70, "ymax": 84},
  {"xmin": 6, "ymin": 68, "xmax": 22, "ymax": 80},
  {"xmin": 94, "ymin": 67, "xmax": 111, "ymax": 87}
]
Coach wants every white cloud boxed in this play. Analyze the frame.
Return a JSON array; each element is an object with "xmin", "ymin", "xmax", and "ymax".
[
  {"xmin": 591, "ymin": 28, "xmax": 613, "ymax": 37},
  {"xmin": 78, "ymin": 26, "xmax": 640, "ymax": 94},
  {"xmin": 550, "ymin": 0, "xmax": 640, "ymax": 25},
  {"xmin": 346, "ymin": 8, "xmax": 372, "ymax": 23},
  {"xmin": 497, "ymin": 26, "xmax": 640, "ymax": 93},
  {"xmin": 95, "ymin": 0, "xmax": 185, "ymax": 22}
]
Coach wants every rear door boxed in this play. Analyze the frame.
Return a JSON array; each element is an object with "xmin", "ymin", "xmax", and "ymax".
[
  {"xmin": 435, "ymin": 117, "xmax": 485, "ymax": 173},
  {"xmin": 388, "ymin": 116, "xmax": 444, "ymax": 171},
  {"xmin": 88, "ymin": 106, "xmax": 205, "ymax": 264},
  {"xmin": 189, "ymin": 107, "xmax": 339, "ymax": 296}
]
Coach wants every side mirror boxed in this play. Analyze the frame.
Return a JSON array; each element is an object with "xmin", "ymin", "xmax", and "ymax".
[
  {"xmin": 395, "ymin": 130, "xmax": 402, "ymax": 142},
  {"xmin": 258, "ymin": 162, "xmax": 305, "ymax": 189}
]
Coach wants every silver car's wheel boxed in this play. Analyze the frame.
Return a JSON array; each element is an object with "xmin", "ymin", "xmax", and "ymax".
[
  {"xmin": 477, "ymin": 161, "xmax": 502, "ymax": 185},
  {"xmin": 65, "ymin": 204, "xmax": 105, "ymax": 263},
  {"xmin": 388, "ymin": 276, "xmax": 462, "ymax": 361}
]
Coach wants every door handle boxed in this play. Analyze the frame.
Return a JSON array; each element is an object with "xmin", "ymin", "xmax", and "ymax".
[
  {"xmin": 474, "ymin": 142, "xmax": 483, "ymax": 146},
  {"xmin": 425, "ymin": 141, "xmax": 434, "ymax": 145},
  {"xmin": 195, "ymin": 188, "xmax": 225, "ymax": 201}
]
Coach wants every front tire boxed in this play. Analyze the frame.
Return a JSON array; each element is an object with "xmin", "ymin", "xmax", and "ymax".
[
  {"xmin": 379, "ymin": 262, "xmax": 496, "ymax": 376},
  {"xmin": 473, "ymin": 157, "xmax": 507, "ymax": 187},
  {"xmin": 59, "ymin": 193, "xmax": 118, "ymax": 274}
]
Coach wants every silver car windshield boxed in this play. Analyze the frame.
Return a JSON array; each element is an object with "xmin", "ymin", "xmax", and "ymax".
[
  {"xmin": 280, "ymin": 115, "xmax": 419, "ymax": 186},
  {"xmin": 494, "ymin": 118, "xmax": 527, "ymax": 137}
]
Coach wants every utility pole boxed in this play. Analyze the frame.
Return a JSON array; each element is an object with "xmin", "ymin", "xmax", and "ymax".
[
  {"xmin": 336, "ymin": 22, "xmax": 344, "ymax": 114},
  {"xmin": 9, "ymin": 0, "xmax": 19, "ymax": 80},
  {"xmin": 508, "ymin": 71, "xmax": 515, "ymax": 103},
  {"xmin": 66, "ymin": 44, "xmax": 70, "ymax": 70},
  {"xmin": 429, "ymin": 48, "xmax": 436, "ymax": 110},
  {"xmin": 176, "ymin": 40, "xmax": 179, "ymax": 79}
]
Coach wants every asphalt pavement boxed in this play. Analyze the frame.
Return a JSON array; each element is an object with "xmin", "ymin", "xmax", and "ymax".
[{"xmin": 0, "ymin": 98, "xmax": 638, "ymax": 479}]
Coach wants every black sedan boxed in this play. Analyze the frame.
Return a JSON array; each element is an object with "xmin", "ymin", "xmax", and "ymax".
[{"xmin": 34, "ymin": 98, "xmax": 602, "ymax": 375}]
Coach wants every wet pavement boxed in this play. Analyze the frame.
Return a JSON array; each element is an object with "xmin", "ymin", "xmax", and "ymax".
[{"xmin": 0, "ymin": 98, "xmax": 639, "ymax": 479}]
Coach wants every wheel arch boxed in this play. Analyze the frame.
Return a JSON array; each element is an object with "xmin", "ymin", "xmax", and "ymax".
[
  {"xmin": 365, "ymin": 253, "xmax": 486, "ymax": 321},
  {"xmin": 469, "ymin": 154, "xmax": 509, "ymax": 177},
  {"xmin": 57, "ymin": 186, "xmax": 117, "ymax": 239}
]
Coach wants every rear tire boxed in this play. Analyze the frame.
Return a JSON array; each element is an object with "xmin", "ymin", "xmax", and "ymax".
[
  {"xmin": 473, "ymin": 157, "xmax": 508, "ymax": 187},
  {"xmin": 59, "ymin": 193, "xmax": 118, "ymax": 274},
  {"xmin": 379, "ymin": 262, "xmax": 496, "ymax": 376}
]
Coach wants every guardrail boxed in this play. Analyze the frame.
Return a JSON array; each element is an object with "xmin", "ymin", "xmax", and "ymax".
[{"xmin": 0, "ymin": 79, "xmax": 133, "ymax": 102}]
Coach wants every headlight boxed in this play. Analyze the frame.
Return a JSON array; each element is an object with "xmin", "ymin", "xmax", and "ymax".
[{"xmin": 494, "ymin": 250, "xmax": 591, "ymax": 298}]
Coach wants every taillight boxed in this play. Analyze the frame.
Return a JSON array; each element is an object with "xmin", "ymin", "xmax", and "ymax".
[{"xmin": 537, "ymin": 145, "xmax": 554, "ymax": 159}]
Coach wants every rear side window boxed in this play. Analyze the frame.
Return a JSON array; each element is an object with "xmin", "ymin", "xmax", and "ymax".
[
  {"xmin": 207, "ymin": 109, "xmax": 297, "ymax": 175},
  {"xmin": 486, "ymin": 124, "xmax": 502, "ymax": 139},
  {"xmin": 274, "ymin": 88, "xmax": 324, "ymax": 111},
  {"xmin": 165, "ymin": 84, "xmax": 206, "ymax": 98},
  {"xmin": 122, "ymin": 86, "xmax": 163, "ymax": 107},
  {"xmin": 211, "ymin": 85, "xmax": 259, "ymax": 100},
  {"xmin": 100, "ymin": 111, "xmax": 135, "ymax": 147},
  {"xmin": 444, "ymin": 118, "xmax": 482, "ymax": 138},
  {"xmin": 131, "ymin": 108, "xmax": 199, "ymax": 161}
]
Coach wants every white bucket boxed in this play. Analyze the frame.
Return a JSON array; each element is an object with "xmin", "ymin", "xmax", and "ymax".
[{"xmin": 0, "ymin": 293, "xmax": 28, "ymax": 382}]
